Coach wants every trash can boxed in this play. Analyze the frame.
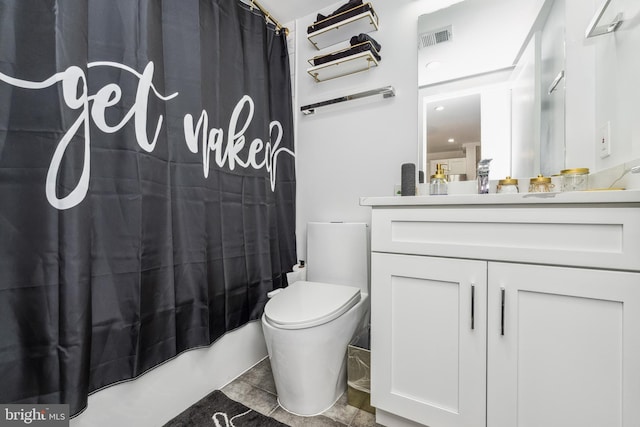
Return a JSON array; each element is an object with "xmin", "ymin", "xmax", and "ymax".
[{"xmin": 347, "ymin": 327, "xmax": 375, "ymax": 414}]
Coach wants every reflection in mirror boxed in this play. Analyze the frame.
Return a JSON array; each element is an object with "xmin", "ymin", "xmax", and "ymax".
[
  {"xmin": 417, "ymin": 0, "xmax": 544, "ymax": 87},
  {"xmin": 420, "ymin": 84, "xmax": 512, "ymax": 181},
  {"xmin": 425, "ymin": 94, "xmax": 480, "ymax": 181},
  {"xmin": 417, "ymin": 0, "xmax": 565, "ymax": 183},
  {"xmin": 539, "ymin": 0, "xmax": 566, "ymax": 176}
]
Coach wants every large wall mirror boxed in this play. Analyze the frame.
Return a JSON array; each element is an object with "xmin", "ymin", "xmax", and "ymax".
[{"xmin": 417, "ymin": 0, "xmax": 566, "ymax": 181}]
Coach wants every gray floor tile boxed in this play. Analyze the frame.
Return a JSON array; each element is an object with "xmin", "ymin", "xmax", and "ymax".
[
  {"xmin": 321, "ymin": 392, "xmax": 359, "ymax": 425},
  {"xmin": 237, "ymin": 357, "xmax": 278, "ymax": 394},
  {"xmin": 349, "ymin": 409, "xmax": 381, "ymax": 427},
  {"xmin": 269, "ymin": 406, "xmax": 346, "ymax": 427},
  {"xmin": 221, "ymin": 379, "xmax": 278, "ymax": 416},
  {"xmin": 224, "ymin": 357, "xmax": 380, "ymax": 427}
]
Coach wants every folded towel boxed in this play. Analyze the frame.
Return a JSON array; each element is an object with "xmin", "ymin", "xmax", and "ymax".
[
  {"xmin": 317, "ymin": 0, "xmax": 363, "ymax": 22},
  {"xmin": 311, "ymin": 41, "xmax": 381, "ymax": 66},
  {"xmin": 308, "ymin": 0, "xmax": 371, "ymax": 34},
  {"xmin": 350, "ymin": 33, "xmax": 381, "ymax": 52}
]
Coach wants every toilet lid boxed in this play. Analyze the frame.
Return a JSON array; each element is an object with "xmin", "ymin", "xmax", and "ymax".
[{"xmin": 264, "ymin": 281, "xmax": 361, "ymax": 330}]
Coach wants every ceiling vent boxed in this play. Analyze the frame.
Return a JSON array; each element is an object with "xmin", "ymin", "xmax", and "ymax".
[{"xmin": 418, "ymin": 25, "xmax": 453, "ymax": 49}]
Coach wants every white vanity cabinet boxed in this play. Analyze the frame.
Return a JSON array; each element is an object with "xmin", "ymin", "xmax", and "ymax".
[
  {"xmin": 371, "ymin": 253, "xmax": 487, "ymax": 427},
  {"xmin": 363, "ymin": 192, "xmax": 640, "ymax": 427},
  {"xmin": 487, "ymin": 262, "xmax": 640, "ymax": 427}
]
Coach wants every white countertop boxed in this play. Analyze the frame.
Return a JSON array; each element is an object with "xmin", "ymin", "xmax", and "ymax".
[{"xmin": 360, "ymin": 189, "xmax": 640, "ymax": 207}]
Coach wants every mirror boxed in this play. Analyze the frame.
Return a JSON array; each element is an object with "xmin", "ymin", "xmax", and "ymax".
[
  {"xmin": 424, "ymin": 93, "xmax": 481, "ymax": 181},
  {"xmin": 417, "ymin": 0, "xmax": 565, "ymax": 182}
]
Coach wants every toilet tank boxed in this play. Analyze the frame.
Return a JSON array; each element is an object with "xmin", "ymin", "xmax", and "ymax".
[{"xmin": 306, "ymin": 222, "xmax": 369, "ymax": 293}]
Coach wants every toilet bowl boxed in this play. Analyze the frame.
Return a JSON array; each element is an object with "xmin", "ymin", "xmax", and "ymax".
[{"xmin": 261, "ymin": 222, "xmax": 369, "ymax": 416}]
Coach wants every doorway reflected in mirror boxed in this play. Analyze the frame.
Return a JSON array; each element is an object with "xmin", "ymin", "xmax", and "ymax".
[{"xmin": 425, "ymin": 93, "xmax": 480, "ymax": 181}]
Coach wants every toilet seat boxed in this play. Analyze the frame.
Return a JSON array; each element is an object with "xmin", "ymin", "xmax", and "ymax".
[{"xmin": 264, "ymin": 281, "xmax": 361, "ymax": 330}]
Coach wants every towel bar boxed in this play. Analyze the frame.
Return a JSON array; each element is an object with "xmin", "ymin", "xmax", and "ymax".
[
  {"xmin": 585, "ymin": 0, "xmax": 622, "ymax": 38},
  {"xmin": 300, "ymin": 85, "xmax": 395, "ymax": 115}
]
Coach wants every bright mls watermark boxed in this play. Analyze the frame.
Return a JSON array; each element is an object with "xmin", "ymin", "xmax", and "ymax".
[{"xmin": 0, "ymin": 405, "xmax": 68, "ymax": 426}]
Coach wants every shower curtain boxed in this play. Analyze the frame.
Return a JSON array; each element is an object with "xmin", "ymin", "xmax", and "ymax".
[{"xmin": 0, "ymin": 0, "xmax": 296, "ymax": 416}]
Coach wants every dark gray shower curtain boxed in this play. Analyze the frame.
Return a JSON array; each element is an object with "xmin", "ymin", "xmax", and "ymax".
[{"xmin": 0, "ymin": 0, "xmax": 296, "ymax": 416}]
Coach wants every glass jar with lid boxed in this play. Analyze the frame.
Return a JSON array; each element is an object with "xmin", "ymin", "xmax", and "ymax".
[
  {"xmin": 529, "ymin": 175, "xmax": 553, "ymax": 193},
  {"xmin": 560, "ymin": 168, "xmax": 589, "ymax": 192},
  {"xmin": 497, "ymin": 176, "xmax": 519, "ymax": 194}
]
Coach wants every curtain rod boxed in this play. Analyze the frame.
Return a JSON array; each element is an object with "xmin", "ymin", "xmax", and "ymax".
[{"xmin": 250, "ymin": 0, "xmax": 289, "ymax": 36}]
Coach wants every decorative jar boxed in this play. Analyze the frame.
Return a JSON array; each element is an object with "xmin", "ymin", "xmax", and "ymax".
[
  {"xmin": 560, "ymin": 168, "xmax": 589, "ymax": 192},
  {"xmin": 497, "ymin": 176, "xmax": 519, "ymax": 194},
  {"xmin": 529, "ymin": 175, "xmax": 553, "ymax": 193}
]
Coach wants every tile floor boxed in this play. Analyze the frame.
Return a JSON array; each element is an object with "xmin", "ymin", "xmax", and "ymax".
[{"xmin": 221, "ymin": 357, "xmax": 382, "ymax": 427}]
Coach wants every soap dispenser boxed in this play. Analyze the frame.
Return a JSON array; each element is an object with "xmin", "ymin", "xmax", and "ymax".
[{"xmin": 430, "ymin": 164, "xmax": 448, "ymax": 195}]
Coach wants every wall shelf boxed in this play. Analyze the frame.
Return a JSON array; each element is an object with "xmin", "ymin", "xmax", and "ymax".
[
  {"xmin": 307, "ymin": 4, "xmax": 379, "ymax": 50},
  {"xmin": 307, "ymin": 51, "xmax": 379, "ymax": 83}
]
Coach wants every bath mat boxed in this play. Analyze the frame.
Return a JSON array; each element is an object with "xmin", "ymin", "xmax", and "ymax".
[{"xmin": 163, "ymin": 390, "xmax": 289, "ymax": 427}]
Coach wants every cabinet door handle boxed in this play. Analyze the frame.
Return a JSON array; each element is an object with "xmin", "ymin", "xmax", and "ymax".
[
  {"xmin": 500, "ymin": 287, "xmax": 506, "ymax": 336},
  {"xmin": 470, "ymin": 284, "xmax": 475, "ymax": 330}
]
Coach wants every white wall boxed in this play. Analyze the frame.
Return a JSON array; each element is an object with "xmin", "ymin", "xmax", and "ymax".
[
  {"xmin": 71, "ymin": 322, "xmax": 267, "ymax": 427},
  {"xmin": 563, "ymin": 0, "xmax": 596, "ymax": 170},
  {"xmin": 565, "ymin": 0, "xmax": 640, "ymax": 171},
  {"xmin": 295, "ymin": 0, "xmax": 464, "ymax": 259},
  {"xmin": 591, "ymin": 0, "xmax": 640, "ymax": 168}
]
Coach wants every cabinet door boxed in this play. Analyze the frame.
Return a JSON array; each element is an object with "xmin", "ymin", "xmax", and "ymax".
[
  {"xmin": 371, "ymin": 253, "xmax": 487, "ymax": 427},
  {"xmin": 488, "ymin": 263, "xmax": 640, "ymax": 427}
]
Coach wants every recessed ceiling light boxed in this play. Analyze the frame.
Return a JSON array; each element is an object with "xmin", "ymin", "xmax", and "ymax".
[
  {"xmin": 448, "ymin": 138, "xmax": 455, "ymax": 143},
  {"xmin": 434, "ymin": 105, "xmax": 445, "ymax": 111}
]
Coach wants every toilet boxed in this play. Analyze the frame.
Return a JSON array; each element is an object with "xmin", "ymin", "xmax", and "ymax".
[{"xmin": 261, "ymin": 222, "xmax": 369, "ymax": 416}]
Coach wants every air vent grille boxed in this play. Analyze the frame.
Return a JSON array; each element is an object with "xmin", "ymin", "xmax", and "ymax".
[{"xmin": 419, "ymin": 25, "xmax": 453, "ymax": 49}]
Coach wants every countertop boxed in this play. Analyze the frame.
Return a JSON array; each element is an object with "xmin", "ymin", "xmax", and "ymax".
[{"xmin": 360, "ymin": 189, "xmax": 640, "ymax": 207}]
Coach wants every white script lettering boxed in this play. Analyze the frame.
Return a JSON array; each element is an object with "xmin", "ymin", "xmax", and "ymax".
[
  {"xmin": 0, "ymin": 61, "xmax": 178, "ymax": 210},
  {"xmin": 0, "ymin": 62, "xmax": 294, "ymax": 210},
  {"xmin": 183, "ymin": 95, "xmax": 294, "ymax": 191}
]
